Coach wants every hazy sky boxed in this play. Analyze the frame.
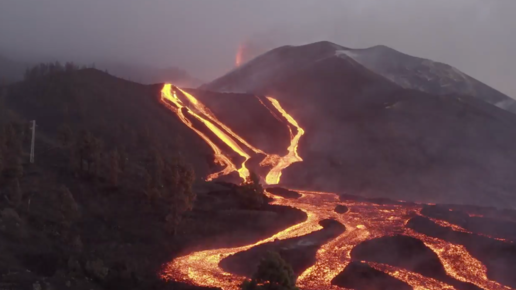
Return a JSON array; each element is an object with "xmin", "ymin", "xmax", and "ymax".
[{"xmin": 1, "ymin": 0, "xmax": 515, "ymax": 97}]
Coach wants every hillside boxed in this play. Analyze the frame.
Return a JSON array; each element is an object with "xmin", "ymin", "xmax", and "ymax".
[
  {"xmin": 98, "ymin": 62, "xmax": 203, "ymax": 88},
  {"xmin": 0, "ymin": 69, "xmax": 306, "ymax": 289},
  {"xmin": 203, "ymin": 41, "xmax": 516, "ymax": 208},
  {"xmin": 335, "ymin": 45, "xmax": 516, "ymax": 113}
]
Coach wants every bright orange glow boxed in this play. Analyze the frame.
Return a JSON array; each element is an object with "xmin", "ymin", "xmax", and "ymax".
[
  {"xmin": 161, "ymin": 84, "xmax": 305, "ymax": 184},
  {"xmin": 161, "ymin": 189, "xmax": 513, "ymax": 290},
  {"xmin": 161, "ymin": 84, "xmax": 238, "ymax": 180},
  {"xmin": 161, "ymin": 84, "xmax": 259, "ymax": 180},
  {"xmin": 176, "ymin": 87, "xmax": 265, "ymax": 155},
  {"xmin": 235, "ymin": 43, "xmax": 245, "ymax": 67},
  {"xmin": 263, "ymin": 97, "xmax": 305, "ymax": 184},
  {"xmin": 159, "ymin": 84, "xmax": 510, "ymax": 290}
]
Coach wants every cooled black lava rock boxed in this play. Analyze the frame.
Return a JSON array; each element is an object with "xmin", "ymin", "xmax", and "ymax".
[
  {"xmin": 334, "ymin": 205, "xmax": 349, "ymax": 214},
  {"xmin": 351, "ymin": 235, "xmax": 481, "ymax": 290},
  {"xmin": 407, "ymin": 215, "xmax": 516, "ymax": 288},
  {"xmin": 339, "ymin": 194, "xmax": 411, "ymax": 206},
  {"xmin": 331, "ymin": 261, "xmax": 412, "ymax": 290},
  {"xmin": 421, "ymin": 205, "xmax": 516, "ymax": 242},
  {"xmin": 266, "ymin": 187, "xmax": 302, "ymax": 199}
]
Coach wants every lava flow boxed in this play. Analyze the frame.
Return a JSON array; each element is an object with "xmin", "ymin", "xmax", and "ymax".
[
  {"xmin": 159, "ymin": 83, "xmax": 513, "ymax": 290},
  {"xmin": 162, "ymin": 190, "xmax": 514, "ymax": 290},
  {"xmin": 262, "ymin": 97, "xmax": 304, "ymax": 184},
  {"xmin": 160, "ymin": 83, "xmax": 304, "ymax": 183}
]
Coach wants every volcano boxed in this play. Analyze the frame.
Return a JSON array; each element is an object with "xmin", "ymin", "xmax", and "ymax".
[
  {"xmin": 201, "ymin": 41, "xmax": 516, "ymax": 208},
  {"xmin": 335, "ymin": 45, "xmax": 516, "ymax": 113}
]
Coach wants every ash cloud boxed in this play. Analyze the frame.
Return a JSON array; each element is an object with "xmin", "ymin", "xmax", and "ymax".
[{"xmin": 0, "ymin": 1, "xmax": 515, "ymax": 97}]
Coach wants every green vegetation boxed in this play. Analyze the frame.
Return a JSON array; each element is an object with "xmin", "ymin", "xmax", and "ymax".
[{"xmin": 241, "ymin": 251, "xmax": 298, "ymax": 290}]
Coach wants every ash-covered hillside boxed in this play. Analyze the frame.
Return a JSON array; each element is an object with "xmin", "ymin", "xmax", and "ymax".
[
  {"xmin": 203, "ymin": 41, "xmax": 516, "ymax": 208},
  {"xmin": 335, "ymin": 45, "xmax": 516, "ymax": 113}
]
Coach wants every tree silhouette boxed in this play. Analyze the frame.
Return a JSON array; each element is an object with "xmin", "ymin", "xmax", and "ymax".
[
  {"xmin": 162, "ymin": 159, "xmax": 196, "ymax": 235},
  {"xmin": 8, "ymin": 178, "xmax": 23, "ymax": 208},
  {"xmin": 58, "ymin": 124, "xmax": 73, "ymax": 148},
  {"xmin": 76, "ymin": 131, "xmax": 102, "ymax": 176},
  {"xmin": 241, "ymin": 251, "xmax": 298, "ymax": 290},
  {"xmin": 237, "ymin": 171, "xmax": 267, "ymax": 209},
  {"xmin": 110, "ymin": 148, "xmax": 120, "ymax": 187},
  {"xmin": 58, "ymin": 185, "xmax": 80, "ymax": 224}
]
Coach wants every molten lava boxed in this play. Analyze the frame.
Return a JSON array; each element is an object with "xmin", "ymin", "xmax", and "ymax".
[
  {"xmin": 159, "ymin": 83, "xmax": 513, "ymax": 290},
  {"xmin": 162, "ymin": 190, "xmax": 513, "ymax": 290},
  {"xmin": 160, "ymin": 83, "xmax": 305, "ymax": 184},
  {"xmin": 262, "ymin": 97, "xmax": 304, "ymax": 184}
]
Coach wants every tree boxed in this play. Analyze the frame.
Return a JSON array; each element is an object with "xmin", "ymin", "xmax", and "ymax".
[
  {"xmin": 75, "ymin": 131, "xmax": 102, "ymax": 175},
  {"xmin": 241, "ymin": 251, "xmax": 298, "ymax": 290},
  {"xmin": 58, "ymin": 124, "xmax": 73, "ymax": 148},
  {"xmin": 110, "ymin": 148, "xmax": 120, "ymax": 187},
  {"xmin": 237, "ymin": 171, "xmax": 267, "ymax": 209},
  {"xmin": 162, "ymin": 159, "xmax": 196, "ymax": 235},
  {"xmin": 4, "ymin": 156, "xmax": 23, "ymax": 179},
  {"xmin": 58, "ymin": 185, "xmax": 80, "ymax": 223},
  {"xmin": 8, "ymin": 178, "xmax": 23, "ymax": 208}
]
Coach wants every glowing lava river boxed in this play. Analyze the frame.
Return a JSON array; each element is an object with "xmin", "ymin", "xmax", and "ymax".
[{"xmin": 158, "ymin": 84, "xmax": 515, "ymax": 290}]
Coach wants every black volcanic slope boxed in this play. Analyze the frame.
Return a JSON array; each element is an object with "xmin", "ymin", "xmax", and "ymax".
[
  {"xmin": 408, "ymin": 216, "xmax": 516, "ymax": 288},
  {"xmin": 351, "ymin": 235, "xmax": 481, "ymax": 290},
  {"xmin": 331, "ymin": 261, "xmax": 412, "ymax": 290},
  {"xmin": 334, "ymin": 45, "xmax": 516, "ymax": 113},
  {"xmin": 186, "ymin": 89, "xmax": 290, "ymax": 156},
  {"xmin": 203, "ymin": 41, "xmax": 516, "ymax": 208}
]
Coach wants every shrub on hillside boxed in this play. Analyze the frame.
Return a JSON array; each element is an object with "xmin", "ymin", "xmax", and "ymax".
[
  {"xmin": 241, "ymin": 251, "xmax": 298, "ymax": 290},
  {"xmin": 237, "ymin": 172, "xmax": 267, "ymax": 209}
]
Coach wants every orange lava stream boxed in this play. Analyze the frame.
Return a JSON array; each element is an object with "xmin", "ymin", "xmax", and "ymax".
[
  {"xmin": 161, "ymin": 191, "xmax": 325, "ymax": 290},
  {"xmin": 176, "ymin": 87, "xmax": 265, "ymax": 155},
  {"xmin": 263, "ymin": 97, "xmax": 305, "ymax": 184},
  {"xmin": 161, "ymin": 84, "xmax": 306, "ymax": 184},
  {"xmin": 159, "ymin": 84, "xmax": 512, "ymax": 290},
  {"xmin": 162, "ymin": 189, "xmax": 515, "ymax": 290},
  {"xmin": 406, "ymin": 228, "xmax": 511, "ymax": 290},
  {"xmin": 161, "ymin": 84, "xmax": 237, "ymax": 180}
]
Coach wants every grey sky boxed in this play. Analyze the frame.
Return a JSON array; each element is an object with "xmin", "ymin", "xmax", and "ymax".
[{"xmin": 1, "ymin": 0, "xmax": 515, "ymax": 97}]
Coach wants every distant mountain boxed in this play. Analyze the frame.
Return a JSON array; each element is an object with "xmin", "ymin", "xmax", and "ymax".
[
  {"xmin": 99, "ymin": 62, "xmax": 203, "ymax": 88},
  {"xmin": 205, "ymin": 43, "xmax": 516, "ymax": 113},
  {"xmin": 202, "ymin": 41, "xmax": 516, "ymax": 208},
  {"xmin": 335, "ymin": 45, "xmax": 516, "ymax": 113}
]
